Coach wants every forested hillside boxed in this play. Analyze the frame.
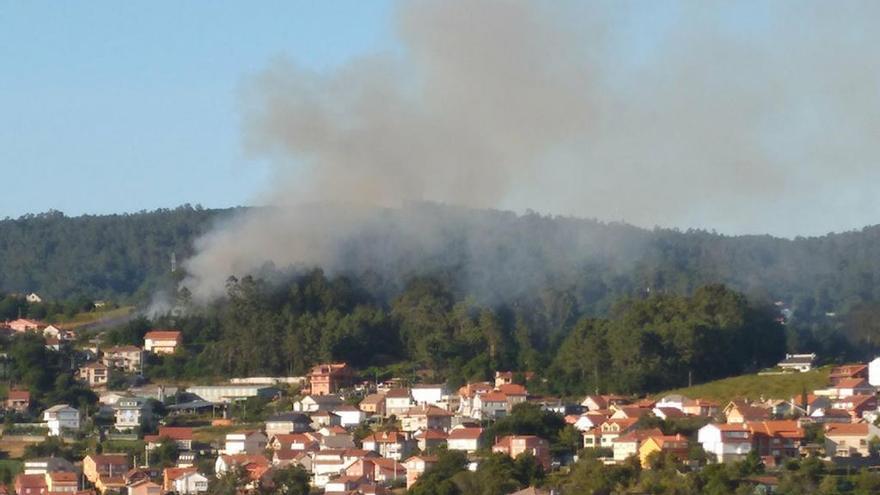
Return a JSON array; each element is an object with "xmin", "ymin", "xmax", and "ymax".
[
  {"xmin": 0, "ymin": 206, "xmax": 237, "ymax": 301},
  {"xmin": 3, "ymin": 203, "xmax": 880, "ymax": 330}
]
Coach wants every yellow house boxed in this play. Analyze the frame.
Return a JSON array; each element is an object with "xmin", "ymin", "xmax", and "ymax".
[{"xmin": 638, "ymin": 434, "xmax": 689, "ymax": 468}]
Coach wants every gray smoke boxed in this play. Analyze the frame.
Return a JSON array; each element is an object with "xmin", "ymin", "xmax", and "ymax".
[{"xmin": 183, "ymin": 0, "xmax": 880, "ymax": 301}]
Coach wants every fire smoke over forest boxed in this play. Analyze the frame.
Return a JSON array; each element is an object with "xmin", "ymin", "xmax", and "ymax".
[{"xmin": 183, "ymin": 0, "xmax": 880, "ymax": 301}]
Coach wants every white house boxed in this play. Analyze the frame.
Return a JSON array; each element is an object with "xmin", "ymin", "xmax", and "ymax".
[
  {"xmin": 42, "ymin": 405, "xmax": 80, "ymax": 436},
  {"xmin": 446, "ymin": 427, "xmax": 483, "ymax": 453},
  {"xmin": 384, "ymin": 389, "xmax": 414, "ymax": 416},
  {"xmin": 172, "ymin": 471, "xmax": 209, "ymax": 494},
  {"xmin": 292, "ymin": 394, "xmax": 343, "ymax": 412},
  {"xmin": 472, "ymin": 392, "xmax": 509, "ymax": 420},
  {"xmin": 332, "ymin": 405, "xmax": 366, "ymax": 427},
  {"xmin": 224, "ymin": 431, "xmax": 267, "ymax": 455},
  {"xmin": 697, "ymin": 423, "xmax": 752, "ymax": 463},
  {"xmin": 113, "ymin": 397, "xmax": 152, "ymax": 430},
  {"xmin": 573, "ymin": 412, "xmax": 609, "ymax": 432},
  {"xmin": 411, "ymin": 384, "xmax": 446, "ymax": 407},
  {"xmin": 26, "ymin": 293, "xmax": 42, "ymax": 303},
  {"xmin": 778, "ymin": 353, "xmax": 816, "ymax": 372},
  {"xmin": 143, "ymin": 330, "xmax": 182, "ymax": 354},
  {"xmin": 869, "ymin": 357, "xmax": 880, "ymax": 387}
]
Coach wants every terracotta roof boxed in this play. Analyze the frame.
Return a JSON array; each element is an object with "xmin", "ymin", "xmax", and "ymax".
[
  {"xmin": 144, "ymin": 330, "xmax": 182, "ymax": 340},
  {"xmin": 825, "ymin": 423, "xmax": 870, "ymax": 436},
  {"xmin": 164, "ymin": 467, "xmax": 197, "ymax": 482},
  {"xmin": 447, "ymin": 427, "xmax": 483, "ymax": 440},
  {"xmin": 404, "ymin": 405, "xmax": 454, "ymax": 417},
  {"xmin": 654, "ymin": 407, "xmax": 685, "ymax": 418},
  {"xmin": 414, "ymin": 429, "xmax": 448, "ymax": 440},
  {"xmin": 830, "ymin": 364, "xmax": 868, "ymax": 377},
  {"xmin": 497, "ymin": 384, "xmax": 527, "ymax": 396},
  {"xmin": 152, "ymin": 426, "xmax": 193, "ymax": 440},
  {"xmin": 384, "ymin": 388, "xmax": 411, "ymax": 399},
  {"xmin": 47, "ymin": 471, "xmax": 77, "ymax": 482},
  {"xmin": 479, "ymin": 392, "xmax": 508, "ymax": 403},
  {"xmin": 834, "ymin": 378, "xmax": 870, "ymax": 389},
  {"xmin": 613, "ymin": 428, "xmax": 664, "ymax": 443},
  {"xmin": 747, "ymin": 420, "xmax": 804, "ymax": 439},
  {"xmin": 104, "ymin": 345, "xmax": 141, "ymax": 353},
  {"xmin": 7, "ymin": 390, "xmax": 30, "ymax": 401},
  {"xmin": 363, "ymin": 431, "xmax": 407, "ymax": 444}
]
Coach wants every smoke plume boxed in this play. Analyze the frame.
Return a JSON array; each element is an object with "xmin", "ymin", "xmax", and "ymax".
[{"xmin": 183, "ymin": 0, "xmax": 880, "ymax": 301}]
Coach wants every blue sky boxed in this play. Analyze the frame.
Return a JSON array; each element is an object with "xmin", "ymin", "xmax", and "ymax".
[{"xmin": 0, "ymin": 1, "xmax": 395, "ymax": 218}]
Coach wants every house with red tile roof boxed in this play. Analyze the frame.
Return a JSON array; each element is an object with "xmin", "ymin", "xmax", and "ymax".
[
  {"xmin": 697, "ymin": 423, "xmax": 752, "ymax": 463},
  {"xmin": 144, "ymin": 426, "xmax": 193, "ymax": 451},
  {"xmin": 6, "ymin": 390, "xmax": 30, "ymax": 413},
  {"xmin": 446, "ymin": 426, "xmax": 484, "ymax": 453},
  {"xmin": 492, "ymin": 435, "xmax": 551, "ymax": 469},
  {"xmin": 414, "ymin": 429, "xmax": 448, "ymax": 451},
  {"xmin": 638, "ymin": 434, "xmax": 689, "ymax": 468},
  {"xmin": 747, "ymin": 420, "xmax": 804, "ymax": 460},
  {"xmin": 143, "ymin": 330, "xmax": 182, "ymax": 354},
  {"xmin": 824, "ymin": 422, "xmax": 880, "ymax": 457}
]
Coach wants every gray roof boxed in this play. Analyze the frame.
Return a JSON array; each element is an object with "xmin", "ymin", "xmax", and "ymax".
[{"xmin": 267, "ymin": 412, "xmax": 310, "ymax": 423}]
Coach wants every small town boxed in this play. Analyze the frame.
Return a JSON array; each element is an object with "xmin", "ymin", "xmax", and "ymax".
[{"xmin": 0, "ymin": 313, "xmax": 879, "ymax": 495}]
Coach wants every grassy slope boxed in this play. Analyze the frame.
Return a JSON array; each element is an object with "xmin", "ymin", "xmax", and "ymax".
[
  {"xmin": 57, "ymin": 306, "xmax": 134, "ymax": 329},
  {"xmin": 658, "ymin": 367, "xmax": 832, "ymax": 404}
]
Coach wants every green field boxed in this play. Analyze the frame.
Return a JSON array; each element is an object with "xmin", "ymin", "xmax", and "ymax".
[{"xmin": 658, "ymin": 367, "xmax": 832, "ymax": 404}]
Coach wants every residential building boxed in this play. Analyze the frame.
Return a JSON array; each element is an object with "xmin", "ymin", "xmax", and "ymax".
[
  {"xmin": 264, "ymin": 412, "xmax": 311, "ymax": 438},
  {"xmin": 45, "ymin": 471, "xmax": 77, "ymax": 493},
  {"xmin": 42, "ymin": 404, "xmax": 80, "ymax": 436},
  {"xmin": 101, "ymin": 346, "xmax": 142, "ymax": 373},
  {"xmin": 113, "ymin": 397, "xmax": 151, "ymax": 431},
  {"xmin": 573, "ymin": 412, "xmax": 610, "ymax": 432},
  {"xmin": 581, "ymin": 394, "xmax": 630, "ymax": 412},
  {"xmin": 829, "ymin": 364, "xmax": 869, "ymax": 385},
  {"xmin": 79, "ymin": 362, "xmax": 109, "ymax": 388},
  {"xmin": 869, "ymin": 356, "xmax": 880, "ymax": 387},
  {"xmin": 747, "ymin": 420, "xmax": 804, "ymax": 460},
  {"xmin": 400, "ymin": 405, "xmax": 454, "ymax": 432},
  {"xmin": 14, "ymin": 473, "xmax": 48, "ymax": 495},
  {"xmin": 612, "ymin": 428, "xmax": 664, "ymax": 463},
  {"xmin": 224, "ymin": 431, "xmax": 267, "ymax": 455},
  {"xmin": 492, "ymin": 435, "xmax": 551, "ymax": 470},
  {"xmin": 414, "ymin": 429, "xmax": 448, "ymax": 452},
  {"xmin": 446, "ymin": 426, "xmax": 484, "ymax": 453},
  {"xmin": 359, "ymin": 393, "xmax": 386, "ymax": 416},
  {"xmin": 186, "ymin": 384, "xmax": 278, "ymax": 404},
  {"xmin": 170, "ymin": 471, "xmax": 208, "ymax": 494},
  {"xmin": 638, "ymin": 435, "xmax": 689, "ymax": 468},
  {"xmin": 362, "ymin": 431, "xmax": 412, "ymax": 460},
  {"xmin": 777, "ymin": 353, "xmax": 816, "ymax": 372},
  {"xmin": 310, "ymin": 410, "xmax": 341, "ymax": 429},
  {"xmin": 403, "ymin": 456, "xmax": 437, "ymax": 489},
  {"xmin": 144, "ymin": 426, "xmax": 194, "ymax": 451},
  {"xmin": 384, "ymin": 388, "xmax": 414, "ymax": 417},
  {"xmin": 473, "ymin": 392, "xmax": 509, "ymax": 420},
  {"xmin": 829, "ymin": 378, "xmax": 874, "ymax": 399},
  {"xmin": 345, "ymin": 457, "xmax": 406, "ymax": 484},
  {"xmin": 128, "ymin": 479, "xmax": 161, "ymax": 495},
  {"xmin": 6, "ymin": 390, "xmax": 30, "ymax": 412},
  {"xmin": 698, "ymin": 423, "xmax": 752, "ymax": 463},
  {"xmin": 292, "ymin": 394, "xmax": 343, "ymax": 412},
  {"xmin": 724, "ymin": 401, "xmax": 770, "ymax": 424},
  {"xmin": 411, "ymin": 384, "xmax": 446, "ymax": 407},
  {"xmin": 332, "ymin": 404, "xmax": 366, "ymax": 427},
  {"xmin": 824, "ymin": 423, "xmax": 880, "ymax": 457},
  {"xmin": 306, "ymin": 363, "xmax": 352, "ymax": 396},
  {"xmin": 23, "ymin": 457, "xmax": 75, "ymax": 475},
  {"xmin": 6, "ymin": 318, "xmax": 43, "ymax": 333},
  {"xmin": 595, "ymin": 418, "xmax": 639, "ymax": 449},
  {"xmin": 143, "ymin": 330, "xmax": 182, "ymax": 354},
  {"xmin": 268, "ymin": 433, "xmax": 320, "ymax": 452},
  {"xmin": 83, "ymin": 454, "xmax": 130, "ymax": 484}
]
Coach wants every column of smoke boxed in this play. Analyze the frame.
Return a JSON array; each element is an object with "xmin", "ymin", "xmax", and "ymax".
[{"xmin": 183, "ymin": 0, "xmax": 880, "ymax": 303}]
